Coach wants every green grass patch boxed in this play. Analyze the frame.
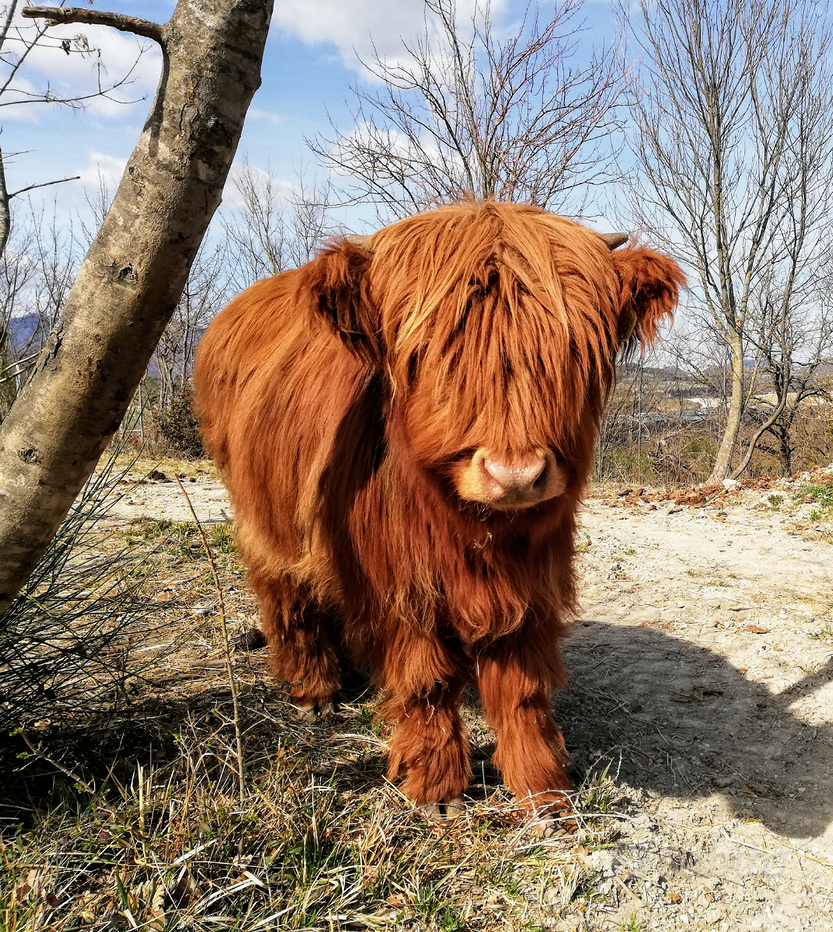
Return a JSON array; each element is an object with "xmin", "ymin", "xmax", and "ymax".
[
  {"xmin": 121, "ymin": 518, "xmax": 240, "ymax": 570},
  {"xmin": 0, "ymin": 682, "xmax": 619, "ymax": 932},
  {"xmin": 797, "ymin": 478, "xmax": 833, "ymax": 521}
]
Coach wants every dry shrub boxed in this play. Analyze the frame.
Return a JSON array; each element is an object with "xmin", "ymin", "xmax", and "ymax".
[
  {"xmin": 0, "ymin": 449, "xmax": 158, "ymax": 735},
  {"xmin": 595, "ymin": 400, "xmax": 833, "ymax": 487},
  {"xmin": 154, "ymin": 384, "xmax": 204, "ymax": 459}
]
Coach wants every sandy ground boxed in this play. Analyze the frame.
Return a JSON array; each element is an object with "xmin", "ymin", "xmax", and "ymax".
[
  {"xmin": 565, "ymin": 484, "xmax": 833, "ymax": 931},
  {"xmin": 107, "ymin": 466, "xmax": 833, "ymax": 931}
]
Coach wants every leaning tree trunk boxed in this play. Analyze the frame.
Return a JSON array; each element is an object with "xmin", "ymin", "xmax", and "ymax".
[{"xmin": 0, "ymin": 0, "xmax": 273, "ymax": 616}]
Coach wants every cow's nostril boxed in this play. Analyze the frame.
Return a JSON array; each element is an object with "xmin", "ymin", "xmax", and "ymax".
[{"xmin": 483, "ymin": 454, "xmax": 547, "ymax": 492}]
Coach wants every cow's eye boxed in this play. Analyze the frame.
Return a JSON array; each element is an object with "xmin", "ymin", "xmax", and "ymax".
[{"xmin": 407, "ymin": 354, "xmax": 419, "ymax": 384}]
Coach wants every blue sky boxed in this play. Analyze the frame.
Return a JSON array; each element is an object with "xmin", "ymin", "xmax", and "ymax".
[{"xmin": 0, "ymin": 0, "xmax": 621, "ymax": 236}]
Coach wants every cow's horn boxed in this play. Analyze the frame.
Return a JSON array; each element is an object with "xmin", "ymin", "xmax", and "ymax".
[
  {"xmin": 600, "ymin": 232, "xmax": 629, "ymax": 250},
  {"xmin": 345, "ymin": 234, "xmax": 373, "ymax": 250}
]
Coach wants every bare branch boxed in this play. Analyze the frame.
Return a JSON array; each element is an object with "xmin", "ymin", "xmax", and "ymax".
[
  {"xmin": 9, "ymin": 175, "xmax": 80, "ymax": 199},
  {"xmin": 21, "ymin": 6, "xmax": 166, "ymax": 46}
]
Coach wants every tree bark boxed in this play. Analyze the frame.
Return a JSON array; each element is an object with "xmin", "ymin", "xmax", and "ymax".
[
  {"xmin": 0, "ymin": 0, "xmax": 273, "ymax": 615},
  {"xmin": 0, "ymin": 149, "xmax": 10, "ymax": 261},
  {"xmin": 707, "ymin": 332, "xmax": 745, "ymax": 484}
]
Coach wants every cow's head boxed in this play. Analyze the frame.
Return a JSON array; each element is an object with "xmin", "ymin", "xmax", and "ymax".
[{"xmin": 301, "ymin": 202, "xmax": 684, "ymax": 511}]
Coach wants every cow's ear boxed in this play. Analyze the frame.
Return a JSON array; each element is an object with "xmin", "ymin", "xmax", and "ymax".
[
  {"xmin": 299, "ymin": 237, "xmax": 380, "ymax": 356},
  {"xmin": 610, "ymin": 245, "xmax": 685, "ymax": 354}
]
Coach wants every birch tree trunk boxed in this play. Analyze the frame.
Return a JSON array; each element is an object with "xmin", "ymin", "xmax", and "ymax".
[
  {"xmin": 0, "ymin": 0, "xmax": 273, "ymax": 615},
  {"xmin": 708, "ymin": 331, "xmax": 745, "ymax": 483}
]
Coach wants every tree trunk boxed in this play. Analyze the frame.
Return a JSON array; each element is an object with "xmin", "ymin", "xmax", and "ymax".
[
  {"xmin": 0, "ymin": 0, "xmax": 273, "ymax": 616},
  {"xmin": 0, "ymin": 149, "xmax": 10, "ymax": 261},
  {"xmin": 707, "ymin": 333, "xmax": 745, "ymax": 484}
]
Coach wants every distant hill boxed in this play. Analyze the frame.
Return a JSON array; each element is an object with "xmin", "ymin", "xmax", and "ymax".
[
  {"xmin": 1, "ymin": 315, "xmax": 179, "ymax": 382},
  {"xmin": 618, "ymin": 362, "xmax": 695, "ymax": 381},
  {"xmin": 3, "ymin": 315, "xmax": 44, "ymax": 351}
]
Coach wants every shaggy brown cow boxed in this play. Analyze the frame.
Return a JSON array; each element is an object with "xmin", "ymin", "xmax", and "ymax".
[{"xmin": 194, "ymin": 201, "xmax": 684, "ymax": 822}]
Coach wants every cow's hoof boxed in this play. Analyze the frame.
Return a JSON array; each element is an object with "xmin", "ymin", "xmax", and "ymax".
[
  {"xmin": 421, "ymin": 797, "xmax": 465, "ymax": 822},
  {"xmin": 528, "ymin": 812, "xmax": 576, "ymax": 838},
  {"xmin": 230, "ymin": 628, "xmax": 267, "ymax": 651},
  {"xmin": 530, "ymin": 818, "xmax": 564, "ymax": 838},
  {"xmin": 292, "ymin": 701, "xmax": 335, "ymax": 721}
]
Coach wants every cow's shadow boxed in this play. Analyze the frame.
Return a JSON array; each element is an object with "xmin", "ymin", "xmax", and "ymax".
[{"xmin": 553, "ymin": 619, "xmax": 833, "ymax": 839}]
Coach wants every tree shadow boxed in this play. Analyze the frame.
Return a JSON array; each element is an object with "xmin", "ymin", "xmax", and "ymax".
[
  {"xmin": 0, "ymin": 672, "xmax": 394, "ymax": 831},
  {"xmin": 556, "ymin": 618, "xmax": 833, "ymax": 839},
  {"xmin": 3, "ymin": 619, "xmax": 831, "ymax": 843}
]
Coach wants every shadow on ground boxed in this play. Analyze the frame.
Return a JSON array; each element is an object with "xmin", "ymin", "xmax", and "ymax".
[
  {"xmin": 2, "ymin": 621, "xmax": 831, "ymax": 843},
  {"xmin": 557, "ymin": 619, "xmax": 833, "ymax": 839}
]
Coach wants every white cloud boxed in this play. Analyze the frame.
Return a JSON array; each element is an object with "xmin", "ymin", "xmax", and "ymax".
[
  {"xmin": 73, "ymin": 151, "xmax": 129, "ymax": 194},
  {"xmin": 273, "ymin": 0, "xmax": 509, "ymax": 73},
  {"xmin": 273, "ymin": 0, "xmax": 419, "ymax": 62},
  {"xmin": 0, "ymin": 76, "xmax": 43, "ymax": 122},
  {"xmin": 246, "ymin": 107, "xmax": 286, "ymax": 126}
]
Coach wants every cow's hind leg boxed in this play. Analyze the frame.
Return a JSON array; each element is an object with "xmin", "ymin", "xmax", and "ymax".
[
  {"xmin": 476, "ymin": 625, "xmax": 572, "ymax": 822},
  {"xmin": 376, "ymin": 628, "xmax": 471, "ymax": 810},
  {"xmin": 249, "ymin": 567, "xmax": 340, "ymax": 714}
]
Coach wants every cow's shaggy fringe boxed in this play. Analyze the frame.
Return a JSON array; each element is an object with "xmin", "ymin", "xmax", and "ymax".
[{"xmin": 194, "ymin": 200, "xmax": 684, "ymax": 818}]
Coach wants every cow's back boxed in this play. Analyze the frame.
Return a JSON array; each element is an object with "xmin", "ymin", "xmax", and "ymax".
[{"xmin": 194, "ymin": 271, "xmax": 370, "ymax": 572}]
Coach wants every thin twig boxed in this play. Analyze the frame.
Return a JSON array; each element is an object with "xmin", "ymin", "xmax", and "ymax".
[
  {"xmin": 17, "ymin": 729, "xmax": 96, "ymax": 794},
  {"xmin": 9, "ymin": 175, "xmax": 81, "ymax": 199},
  {"xmin": 175, "ymin": 476, "xmax": 245, "ymax": 803}
]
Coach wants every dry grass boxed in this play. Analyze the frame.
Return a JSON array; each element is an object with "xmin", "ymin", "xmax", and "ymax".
[
  {"xmin": 1, "ymin": 697, "xmax": 627, "ymax": 931},
  {"xmin": 0, "ymin": 511, "xmax": 630, "ymax": 932}
]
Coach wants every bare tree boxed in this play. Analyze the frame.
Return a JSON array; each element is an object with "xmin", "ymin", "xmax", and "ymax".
[
  {"xmin": 735, "ymin": 275, "xmax": 833, "ymax": 475},
  {"xmin": 0, "ymin": 206, "xmax": 38, "ymax": 414},
  {"xmin": 284, "ymin": 173, "xmax": 336, "ymax": 269},
  {"xmin": 0, "ymin": 198, "xmax": 84, "ymax": 414},
  {"xmin": 619, "ymin": 0, "xmax": 833, "ymax": 483},
  {"xmin": 0, "ymin": 0, "xmax": 151, "ymax": 258},
  {"xmin": 0, "ymin": 0, "xmax": 273, "ymax": 615},
  {"xmin": 153, "ymin": 240, "xmax": 231, "ymax": 410},
  {"xmin": 29, "ymin": 200, "xmax": 79, "ymax": 335},
  {"xmin": 310, "ymin": 0, "xmax": 621, "ymax": 220},
  {"xmin": 222, "ymin": 163, "xmax": 334, "ymax": 292}
]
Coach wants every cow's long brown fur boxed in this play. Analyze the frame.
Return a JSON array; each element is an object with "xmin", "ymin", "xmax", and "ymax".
[{"xmin": 194, "ymin": 201, "xmax": 684, "ymax": 817}]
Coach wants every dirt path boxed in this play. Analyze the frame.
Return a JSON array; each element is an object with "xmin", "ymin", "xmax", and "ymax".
[
  {"xmin": 106, "ymin": 467, "xmax": 833, "ymax": 930},
  {"xmin": 563, "ymin": 486, "xmax": 833, "ymax": 931}
]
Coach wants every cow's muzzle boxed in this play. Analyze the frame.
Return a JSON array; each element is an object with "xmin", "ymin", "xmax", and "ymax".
[{"xmin": 455, "ymin": 448, "xmax": 566, "ymax": 508}]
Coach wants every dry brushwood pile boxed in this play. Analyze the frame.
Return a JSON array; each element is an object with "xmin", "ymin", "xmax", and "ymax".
[{"xmin": 1, "ymin": 457, "xmax": 832, "ymax": 931}]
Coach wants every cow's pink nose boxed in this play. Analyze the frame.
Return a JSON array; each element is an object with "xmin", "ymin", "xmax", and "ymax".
[{"xmin": 483, "ymin": 453, "xmax": 547, "ymax": 494}]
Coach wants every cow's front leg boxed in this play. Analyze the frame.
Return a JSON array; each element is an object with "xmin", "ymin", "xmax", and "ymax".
[
  {"xmin": 376, "ymin": 628, "xmax": 471, "ymax": 809},
  {"xmin": 476, "ymin": 624, "xmax": 572, "ymax": 820},
  {"xmin": 249, "ymin": 567, "xmax": 340, "ymax": 714}
]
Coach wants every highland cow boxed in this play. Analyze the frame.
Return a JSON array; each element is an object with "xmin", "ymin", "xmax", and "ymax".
[{"xmin": 194, "ymin": 201, "xmax": 684, "ymax": 823}]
